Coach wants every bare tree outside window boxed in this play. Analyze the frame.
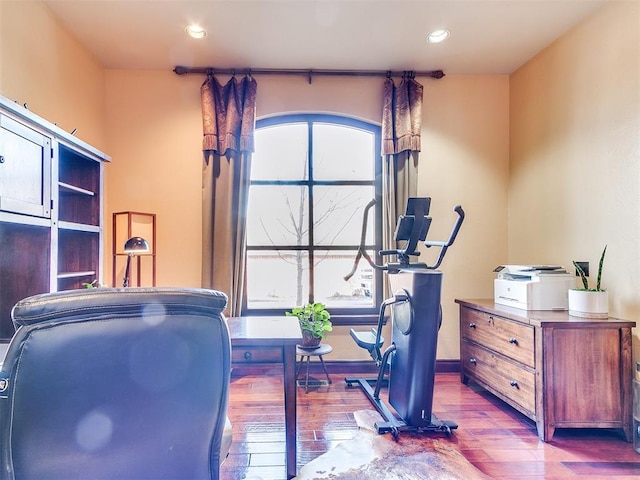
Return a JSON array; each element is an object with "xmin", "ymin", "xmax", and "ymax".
[{"xmin": 244, "ymin": 115, "xmax": 382, "ymax": 315}]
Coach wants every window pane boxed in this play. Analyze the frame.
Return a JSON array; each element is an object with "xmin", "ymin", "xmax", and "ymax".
[
  {"xmin": 314, "ymin": 250, "xmax": 376, "ymax": 308},
  {"xmin": 313, "ymin": 123, "xmax": 374, "ymax": 181},
  {"xmin": 252, "ymin": 123, "xmax": 308, "ymax": 181},
  {"xmin": 246, "ymin": 250, "xmax": 309, "ymax": 308},
  {"xmin": 314, "ymin": 186, "xmax": 375, "ymax": 246},
  {"xmin": 247, "ymin": 185, "xmax": 309, "ymax": 246},
  {"xmin": 246, "ymin": 114, "xmax": 381, "ymax": 315}
]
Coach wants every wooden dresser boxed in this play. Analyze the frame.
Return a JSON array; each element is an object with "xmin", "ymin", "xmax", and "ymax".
[{"xmin": 456, "ymin": 299, "xmax": 635, "ymax": 442}]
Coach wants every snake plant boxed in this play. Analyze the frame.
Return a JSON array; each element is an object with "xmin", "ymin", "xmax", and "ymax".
[{"xmin": 572, "ymin": 245, "xmax": 607, "ymax": 291}]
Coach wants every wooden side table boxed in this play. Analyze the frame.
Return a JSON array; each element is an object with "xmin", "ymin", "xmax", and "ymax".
[
  {"xmin": 226, "ymin": 316, "xmax": 302, "ymax": 479},
  {"xmin": 296, "ymin": 344, "xmax": 333, "ymax": 393}
]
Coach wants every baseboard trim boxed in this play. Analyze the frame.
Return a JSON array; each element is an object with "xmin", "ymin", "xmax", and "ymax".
[{"xmin": 231, "ymin": 359, "xmax": 460, "ymax": 378}]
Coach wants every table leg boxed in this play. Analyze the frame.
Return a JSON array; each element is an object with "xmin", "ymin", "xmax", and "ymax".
[{"xmin": 283, "ymin": 344, "xmax": 297, "ymax": 479}]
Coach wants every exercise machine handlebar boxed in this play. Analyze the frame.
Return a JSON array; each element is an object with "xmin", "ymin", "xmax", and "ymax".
[
  {"xmin": 343, "ymin": 199, "xmax": 379, "ymax": 281},
  {"xmin": 344, "ymin": 199, "xmax": 465, "ymax": 281},
  {"xmin": 422, "ymin": 204, "xmax": 465, "ymax": 270}
]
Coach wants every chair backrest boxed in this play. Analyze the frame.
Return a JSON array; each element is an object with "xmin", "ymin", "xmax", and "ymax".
[{"xmin": 0, "ymin": 287, "xmax": 231, "ymax": 480}]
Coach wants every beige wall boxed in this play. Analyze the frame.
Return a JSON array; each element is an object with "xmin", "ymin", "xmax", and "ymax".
[
  {"xmin": 420, "ymin": 75, "xmax": 510, "ymax": 358},
  {"xmin": 2, "ymin": 1, "xmax": 637, "ymax": 362},
  {"xmin": 0, "ymin": 0, "xmax": 106, "ymax": 150},
  {"xmin": 510, "ymin": 1, "xmax": 640, "ymax": 356},
  {"xmin": 104, "ymin": 71, "xmax": 204, "ymax": 289}
]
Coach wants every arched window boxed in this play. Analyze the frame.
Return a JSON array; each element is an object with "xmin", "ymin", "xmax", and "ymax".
[{"xmin": 244, "ymin": 114, "xmax": 382, "ymax": 320}]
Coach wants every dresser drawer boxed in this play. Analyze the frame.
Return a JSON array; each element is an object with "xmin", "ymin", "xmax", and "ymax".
[
  {"xmin": 460, "ymin": 308, "xmax": 534, "ymax": 367},
  {"xmin": 232, "ymin": 346, "xmax": 283, "ymax": 364},
  {"xmin": 462, "ymin": 341, "xmax": 536, "ymax": 415}
]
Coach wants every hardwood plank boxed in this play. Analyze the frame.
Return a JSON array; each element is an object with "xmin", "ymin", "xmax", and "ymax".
[{"xmin": 221, "ymin": 371, "xmax": 639, "ymax": 480}]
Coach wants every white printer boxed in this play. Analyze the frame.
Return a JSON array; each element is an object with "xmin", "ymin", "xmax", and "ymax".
[{"xmin": 494, "ymin": 265, "xmax": 574, "ymax": 310}]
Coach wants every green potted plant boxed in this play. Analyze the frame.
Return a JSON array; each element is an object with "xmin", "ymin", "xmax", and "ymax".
[
  {"xmin": 286, "ymin": 302, "xmax": 332, "ymax": 348},
  {"xmin": 569, "ymin": 245, "xmax": 608, "ymax": 318}
]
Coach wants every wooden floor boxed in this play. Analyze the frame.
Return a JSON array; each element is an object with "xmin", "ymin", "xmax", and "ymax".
[{"xmin": 221, "ymin": 369, "xmax": 640, "ymax": 480}]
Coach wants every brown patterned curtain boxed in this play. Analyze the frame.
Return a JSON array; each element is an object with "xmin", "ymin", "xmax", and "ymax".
[
  {"xmin": 381, "ymin": 74, "xmax": 423, "ymax": 291},
  {"xmin": 201, "ymin": 73, "xmax": 257, "ymax": 316}
]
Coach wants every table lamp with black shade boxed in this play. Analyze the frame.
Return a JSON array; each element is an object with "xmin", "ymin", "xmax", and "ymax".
[{"xmin": 122, "ymin": 236, "xmax": 150, "ymax": 287}]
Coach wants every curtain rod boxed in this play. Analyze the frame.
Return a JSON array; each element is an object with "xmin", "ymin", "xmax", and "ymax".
[{"xmin": 173, "ymin": 65, "xmax": 445, "ymax": 83}]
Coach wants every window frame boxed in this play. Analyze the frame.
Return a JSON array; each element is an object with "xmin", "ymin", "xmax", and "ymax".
[{"xmin": 243, "ymin": 113, "xmax": 383, "ymax": 324}]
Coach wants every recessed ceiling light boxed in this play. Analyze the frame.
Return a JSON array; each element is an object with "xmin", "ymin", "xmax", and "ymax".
[
  {"xmin": 185, "ymin": 25, "xmax": 207, "ymax": 39},
  {"xmin": 427, "ymin": 29, "xmax": 450, "ymax": 44}
]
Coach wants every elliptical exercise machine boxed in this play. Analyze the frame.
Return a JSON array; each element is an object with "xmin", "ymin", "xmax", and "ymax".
[{"xmin": 344, "ymin": 197, "xmax": 465, "ymax": 437}]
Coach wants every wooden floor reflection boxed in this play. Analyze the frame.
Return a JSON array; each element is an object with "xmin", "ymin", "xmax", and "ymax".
[{"xmin": 221, "ymin": 370, "xmax": 639, "ymax": 480}]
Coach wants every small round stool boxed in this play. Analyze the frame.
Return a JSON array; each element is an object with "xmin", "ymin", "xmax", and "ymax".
[{"xmin": 296, "ymin": 344, "xmax": 333, "ymax": 393}]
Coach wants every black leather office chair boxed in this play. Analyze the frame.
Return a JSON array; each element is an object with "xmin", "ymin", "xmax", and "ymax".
[{"xmin": 0, "ymin": 287, "xmax": 232, "ymax": 480}]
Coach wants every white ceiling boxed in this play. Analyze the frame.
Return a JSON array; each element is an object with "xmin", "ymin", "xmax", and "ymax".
[{"xmin": 41, "ymin": 0, "xmax": 607, "ymax": 75}]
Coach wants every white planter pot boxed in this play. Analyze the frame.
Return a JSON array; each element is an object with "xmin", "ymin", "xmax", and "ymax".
[{"xmin": 568, "ymin": 289, "xmax": 609, "ymax": 318}]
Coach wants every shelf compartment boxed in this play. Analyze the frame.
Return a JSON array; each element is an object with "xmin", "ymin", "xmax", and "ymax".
[
  {"xmin": 58, "ymin": 145, "xmax": 100, "ymax": 226},
  {"xmin": 57, "ymin": 230, "xmax": 99, "ymax": 291}
]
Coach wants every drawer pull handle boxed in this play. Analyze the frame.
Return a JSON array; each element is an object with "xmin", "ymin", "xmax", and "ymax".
[
  {"xmin": 243, "ymin": 351, "xmax": 252, "ymax": 360},
  {"xmin": 510, "ymin": 380, "xmax": 519, "ymax": 388},
  {"xmin": 469, "ymin": 358, "xmax": 477, "ymax": 364},
  {"xmin": 508, "ymin": 337, "xmax": 518, "ymax": 345},
  {"xmin": 0, "ymin": 155, "xmax": 4, "ymax": 164},
  {"xmin": 469, "ymin": 322, "xmax": 476, "ymax": 329}
]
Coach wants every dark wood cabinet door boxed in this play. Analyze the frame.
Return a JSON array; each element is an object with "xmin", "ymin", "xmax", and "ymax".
[{"xmin": 0, "ymin": 114, "xmax": 52, "ymax": 218}]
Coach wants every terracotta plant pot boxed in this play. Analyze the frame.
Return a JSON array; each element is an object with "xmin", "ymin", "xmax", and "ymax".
[{"xmin": 568, "ymin": 289, "xmax": 608, "ymax": 318}]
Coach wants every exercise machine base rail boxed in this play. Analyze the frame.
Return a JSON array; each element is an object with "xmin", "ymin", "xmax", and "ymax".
[{"xmin": 345, "ymin": 376, "xmax": 458, "ymax": 438}]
